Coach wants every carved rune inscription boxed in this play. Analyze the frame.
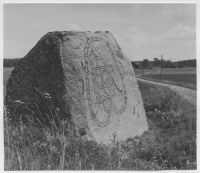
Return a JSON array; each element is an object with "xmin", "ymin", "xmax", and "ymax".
[{"xmin": 84, "ymin": 37, "xmax": 127, "ymax": 127}]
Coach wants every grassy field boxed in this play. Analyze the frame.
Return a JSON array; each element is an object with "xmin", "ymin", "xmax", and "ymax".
[
  {"xmin": 4, "ymin": 67, "xmax": 14, "ymax": 87},
  {"xmin": 134, "ymin": 68, "xmax": 151, "ymax": 75},
  {"xmin": 134, "ymin": 67, "xmax": 196, "ymax": 75},
  {"xmin": 143, "ymin": 74, "xmax": 196, "ymax": 85},
  {"xmin": 3, "ymin": 68, "xmax": 14, "ymax": 97},
  {"xmin": 134, "ymin": 68, "xmax": 196, "ymax": 90},
  {"xmin": 150, "ymin": 68, "xmax": 196, "ymax": 74},
  {"xmin": 4, "ymin": 67, "xmax": 196, "ymax": 170}
]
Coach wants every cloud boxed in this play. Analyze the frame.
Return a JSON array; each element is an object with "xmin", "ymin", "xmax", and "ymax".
[
  {"xmin": 124, "ymin": 26, "xmax": 140, "ymax": 34},
  {"xmin": 128, "ymin": 5, "xmax": 140, "ymax": 13},
  {"xmin": 158, "ymin": 4, "xmax": 196, "ymax": 19},
  {"xmin": 121, "ymin": 24, "xmax": 196, "ymax": 61},
  {"xmin": 31, "ymin": 22, "xmax": 40, "ymax": 28},
  {"xmin": 114, "ymin": 34, "xmax": 122, "ymax": 42},
  {"xmin": 162, "ymin": 23, "xmax": 196, "ymax": 40},
  {"xmin": 65, "ymin": 22, "xmax": 80, "ymax": 31},
  {"xmin": 10, "ymin": 17, "xmax": 23, "ymax": 24},
  {"xmin": 124, "ymin": 26, "xmax": 149, "ymax": 46},
  {"xmin": 123, "ymin": 26, "xmax": 164, "ymax": 48}
]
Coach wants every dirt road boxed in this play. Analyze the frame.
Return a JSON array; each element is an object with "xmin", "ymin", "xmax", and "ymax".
[{"xmin": 136, "ymin": 78, "xmax": 196, "ymax": 106}]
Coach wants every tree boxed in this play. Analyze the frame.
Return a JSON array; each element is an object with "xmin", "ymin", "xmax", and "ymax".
[
  {"xmin": 142, "ymin": 59, "xmax": 150, "ymax": 68},
  {"xmin": 165, "ymin": 60, "xmax": 176, "ymax": 68},
  {"xmin": 3, "ymin": 58, "xmax": 22, "ymax": 67},
  {"xmin": 131, "ymin": 61, "xmax": 139, "ymax": 69},
  {"xmin": 154, "ymin": 58, "xmax": 158, "ymax": 61},
  {"xmin": 153, "ymin": 57, "xmax": 160, "ymax": 67}
]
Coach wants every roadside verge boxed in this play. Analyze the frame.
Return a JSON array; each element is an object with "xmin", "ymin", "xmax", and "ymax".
[{"xmin": 136, "ymin": 78, "xmax": 196, "ymax": 106}]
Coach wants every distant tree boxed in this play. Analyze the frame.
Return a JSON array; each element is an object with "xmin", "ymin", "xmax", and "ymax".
[
  {"xmin": 153, "ymin": 58, "xmax": 160, "ymax": 67},
  {"xmin": 162, "ymin": 60, "xmax": 175, "ymax": 68},
  {"xmin": 175, "ymin": 59, "xmax": 196, "ymax": 68},
  {"xmin": 131, "ymin": 61, "xmax": 139, "ymax": 69},
  {"xmin": 142, "ymin": 59, "xmax": 150, "ymax": 68},
  {"xmin": 167, "ymin": 60, "xmax": 176, "ymax": 68},
  {"xmin": 139, "ymin": 61, "xmax": 143, "ymax": 68},
  {"xmin": 3, "ymin": 58, "xmax": 22, "ymax": 67}
]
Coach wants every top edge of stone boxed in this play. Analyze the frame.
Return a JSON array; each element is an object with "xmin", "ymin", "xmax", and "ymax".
[
  {"xmin": 38, "ymin": 30, "xmax": 115, "ymax": 44},
  {"xmin": 46, "ymin": 30, "xmax": 111, "ymax": 34},
  {"xmin": 42, "ymin": 30, "xmax": 113, "ymax": 38}
]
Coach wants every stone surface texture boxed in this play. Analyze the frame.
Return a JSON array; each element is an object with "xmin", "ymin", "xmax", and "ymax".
[{"xmin": 5, "ymin": 31, "xmax": 148, "ymax": 144}]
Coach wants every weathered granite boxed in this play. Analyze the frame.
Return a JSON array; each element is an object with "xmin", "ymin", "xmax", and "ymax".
[{"xmin": 5, "ymin": 31, "xmax": 148, "ymax": 144}]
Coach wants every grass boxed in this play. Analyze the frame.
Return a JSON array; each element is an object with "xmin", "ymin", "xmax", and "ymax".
[
  {"xmin": 134, "ymin": 68, "xmax": 151, "ymax": 75},
  {"xmin": 137, "ymin": 75, "xmax": 196, "ymax": 91},
  {"xmin": 150, "ymin": 68, "xmax": 196, "ymax": 74},
  {"xmin": 3, "ymin": 67, "xmax": 14, "ymax": 86},
  {"xmin": 4, "ymin": 80, "xmax": 196, "ymax": 170},
  {"xmin": 3, "ymin": 68, "xmax": 14, "ymax": 96},
  {"xmin": 134, "ymin": 67, "xmax": 196, "ymax": 75},
  {"xmin": 143, "ymin": 74, "xmax": 196, "ymax": 86},
  {"xmin": 134, "ymin": 67, "xmax": 196, "ymax": 90}
]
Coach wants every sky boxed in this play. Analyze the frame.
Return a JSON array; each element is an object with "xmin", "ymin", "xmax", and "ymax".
[{"xmin": 3, "ymin": 3, "xmax": 196, "ymax": 62}]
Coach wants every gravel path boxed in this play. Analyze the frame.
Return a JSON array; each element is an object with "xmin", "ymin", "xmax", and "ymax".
[{"xmin": 137, "ymin": 78, "xmax": 196, "ymax": 106}]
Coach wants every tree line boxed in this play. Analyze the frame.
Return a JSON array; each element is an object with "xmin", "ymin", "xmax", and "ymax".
[
  {"xmin": 4, "ymin": 57, "xmax": 196, "ymax": 68},
  {"xmin": 4, "ymin": 58, "xmax": 22, "ymax": 67},
  {"xmin": 132, "ymin": 58, "xmax": 196, "ymax": 69}
]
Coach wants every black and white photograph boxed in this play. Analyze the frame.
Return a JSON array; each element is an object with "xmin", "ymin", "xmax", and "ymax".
[{"xmin": 3, "ymin": 0, "xmax": 197, "ymax": 170}]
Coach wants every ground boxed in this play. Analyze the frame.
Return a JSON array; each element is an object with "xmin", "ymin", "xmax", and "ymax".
[
  {"xmin": 137, "ymin": 78, "xmax": 196, "ymax": 106},
  {"xmin": 3, "ymin": 67, "xmax": 196, "ymax": 170},
  {"xmin": 134, "ymin": 67, "xmax": 196, "ymax": 90}
]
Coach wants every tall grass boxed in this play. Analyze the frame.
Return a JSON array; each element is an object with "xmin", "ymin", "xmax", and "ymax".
[
  {"xmin": 4, "ymin": 81, "xmax": 196, "ymax": 170},
  {"xmin": 137, "ymin": 81, "xmax": 196, "ymax": 170}
]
